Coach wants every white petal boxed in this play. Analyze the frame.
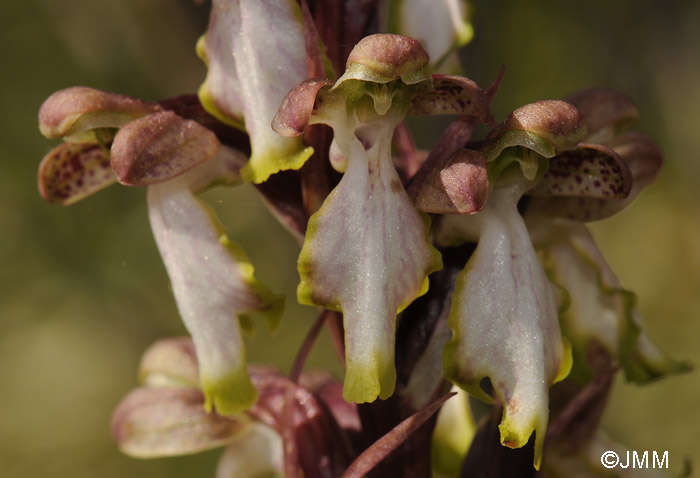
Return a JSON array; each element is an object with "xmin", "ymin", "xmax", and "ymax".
[
  {"xmin": 443, "ymin": 183, "xmax": 566, "ymax": 469},
  {"xmin": 148, "ymin": 149, "xmax": 283, "ymax": 415},
  {"xmin": 298, "ymin": 124, "xmax": 441, "ymax": 403},
  {"xmin": 198, "ymin": 0, "xmax": 313, "ymax": 183}
]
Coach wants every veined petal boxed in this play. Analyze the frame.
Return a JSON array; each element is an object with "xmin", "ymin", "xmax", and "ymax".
[
  {"xmin": 443, "ymin": 182, "xmax": 568, "ymax": 469},
  {"xmin": 540, "ymin": 224, "xmax": 691, "ymax": 383},
  {"xmin": 38, "ymin": 142, "xmax": 116, "ymax": 205},
  {"xmin": 148, "ymin": 150, "xmax": 284, "ymax": 415},
  {"xmin": 527, "ymin": 132, "xmax": 663, "ymax": 222},
  {"xmin": 297, "ymin": 129, "xmax": 441, "ymax": 403},
  {"xmin": 216, "ymin": 424, "xmax": 284, "ymax": 478},
  {"xmin": 387, "ymin": 0, "xmax": 474, "ymax": 73},
  {"xmin": 198, "ymin": 0, "xmax": 313, "ymax": 183},
  {"xmin": 409, "ymin": 75, "xmax": 493, "ymax": 124},
  {"xmin": 38, "ymin": 86, "xmax": 158, "ymax": 139},
  {"xmin": 527, "ymin": 143, "xmax": 632, "ymax": 200},
  {"xmin": 112, "ymin": 386, "xmax": 250, "ymax": 458}
]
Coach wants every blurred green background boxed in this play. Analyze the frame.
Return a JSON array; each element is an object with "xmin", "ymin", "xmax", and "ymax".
[{"xmin": 1, "ymin": 0, "xmax": 698, "ymax": 476}]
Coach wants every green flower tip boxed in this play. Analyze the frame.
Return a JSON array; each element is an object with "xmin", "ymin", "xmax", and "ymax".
[
  {"xmin": 202, "ymin": 367, "xmax": 258, "ymax": 416},
  {"xmin": 499, "ymin": 418, "xmax": 544, "ymax": 470},
  {"xmin": 342, "ymin": 352, "xmax": 397, "ymax": 404}
]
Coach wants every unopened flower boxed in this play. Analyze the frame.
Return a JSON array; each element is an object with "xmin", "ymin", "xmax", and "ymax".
[
  {"xmin": 113, "ymin": 336, "xmax": 453, "ymax": 477},
  {"xmin": 112, "ymin": 337, "xmax": 344, "ymax": 477}
]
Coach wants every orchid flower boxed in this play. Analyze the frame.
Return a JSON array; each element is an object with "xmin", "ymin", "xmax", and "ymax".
[
  {"xmin": 113, "ymin": 336, "xmax": 456, "ymax": 478},
  {"xmin": 111, "ymin": 338, "xmax": 305, "ymax": 477},
  {"xmin": 273, "ymin": 33, "xmax": 493, "ymax": 404},
  {"xmin": 432, "ymin": 100, "xmax": 605, "ymax": 469},
  {"xmin": 526, "ymin": 88, "xmax": 691, "ymax": 384},
  {"xmin": 432, "ymin": 94, "xmax": 688, "ymax": 468},
  {"xmin": 37, "ymin": 0, "xmax": 689, "ymax": 475},
  {"xmin": 38, "ymin": 88, "xmax": 284, "ymax": 415}
]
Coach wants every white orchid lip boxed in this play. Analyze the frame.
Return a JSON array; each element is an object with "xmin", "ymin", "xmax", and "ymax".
[
  {"xmin": 39, "ymin": 82, "xmax": 287, "ymax": 416},
  {"xmin": 535, "ymin": 223, "xmax": 691, "ymax": 385},
  {"xmin": 197, "ymin": 0, "xmax": 314, "ymax": 184},
  {"xmin": 272, "ymin": 33, "xmax": 498, "ymax": 404},
  {"xmin": 441, "ymin": 172, "xmax": 570, "ymax": 470},
  {"xmin": 148, "ymin": 148, "xmax": 284, "ymax": 415}
]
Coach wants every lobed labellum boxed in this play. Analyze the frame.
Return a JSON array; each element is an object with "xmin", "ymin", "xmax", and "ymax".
[
  {"xmin": 539, "ymin": 223, "xmax": 691, "ymax": 383},
  {"xmin": 38, "ymin": 142, "xmax": 116, "ymax": 205},
  {"xmin": 148, "ymin": 154, "xmax": 284, "ymax": 416},
  {"xmin": 297, "ymin": 124, "xmax": 442, "ymax": 403},
  {"xmin": 442, "ymin": 182, "xmax": 569, "ymax": 469}
]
